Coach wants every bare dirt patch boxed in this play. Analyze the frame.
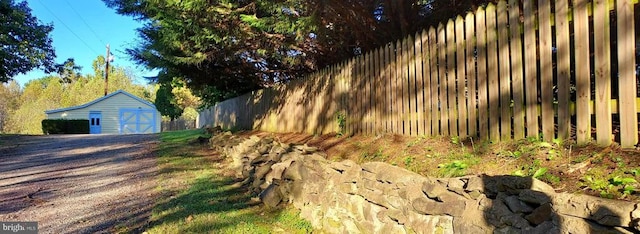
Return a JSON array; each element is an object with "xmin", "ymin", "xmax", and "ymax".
[{"xmin": 0, "ymin": 134, "xmax": 159, "ymax": 233}]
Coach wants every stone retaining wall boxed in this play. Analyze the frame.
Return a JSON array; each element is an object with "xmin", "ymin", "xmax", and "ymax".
[{"xmin": 209, "ymin": 132, "xmax": 640, "ymax": 233}]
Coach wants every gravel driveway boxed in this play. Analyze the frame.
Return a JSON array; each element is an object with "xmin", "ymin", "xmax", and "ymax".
[{"xmin": 0, "ymin": 134, "xmax": 159, "ymax": 233}]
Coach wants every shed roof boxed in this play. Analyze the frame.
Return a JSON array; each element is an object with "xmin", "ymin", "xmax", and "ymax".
[{"xmin": 45, "ymin": 90, "xmax": 155, "ymax": 114}]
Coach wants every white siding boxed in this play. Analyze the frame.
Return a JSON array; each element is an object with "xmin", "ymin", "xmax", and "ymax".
[{"xmin": 46, "ymin": 92, "xmax": 161, "ymax": 134}]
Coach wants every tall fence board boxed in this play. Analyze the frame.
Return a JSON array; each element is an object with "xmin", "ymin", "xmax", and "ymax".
[
  {"xmin": 523, "ymin": 0, "xmax": 539, "ymax": 138},
  {"xmin": 407, "ymin": 35, "xmax": 416, "ymax": 136},
  {"xmin": 446, "ymin": 20, "xmax": 457, "ymax": 137},
  {"xmin": 539, "ymin": 0, "xmax": 554, "ymax": 141},
  {"xmin": 428, "ymin": 28, "xmax": 438, "ymax": 136},
  {"xmin": 465, "ymin": 12, "xmax": 477, "ymax": 138},
  {"xmin": 416, "ymin": 33, "xmax": 425, "ymax": 136},
  {"xmin": 348, "ymin": 59, "xmax": 355, "ymax": 134},
  {"xmin": 365, "ymin": 56, "xmax": 372, "ymax": 134},
  {"xmin": 438, "ymin": 23, "xmax": 448, "ymax": 136},
  {"xmin": 356, "ymin": 55, "xmax": 363, "ymax": 134},
  {"xmin": 378, "ymin": 47, "xmax": 384, "ymax": 134},
  {"xmin": 618, "ymin": 0, "xmax": 639, "ymax": 148},
  {"xmin": 556, "ymin": 0, "xmax": 571, "ymax": 140},
  {"xmin": 486, "ymin": 4, "xmax": 500, "ymax": 141},
  {"xmin": 476, "ymin": 7, "xmax": 489, "ymax": 139},
  {"xmin": 498, "ymin": 1, "xmax": 511, "ymax": 141},
  {"xmin": 198, "ymin": 0, "xmax": 640, "ymax": 148},
  {"xmin": 574, "ymin": 0, "xmax": 591, "ymax": 144},
  {"xmin": 394, "ymin": 40, "xmax": 403, "ymax": 134},
  {"xmin": 402, "ymin": 36, "xmax": 411, "ymax": 135},
  {"xmin": 509, "ymin": 0, "xmax": 525, "ymax": 140},
  {"xmin": 594, "ymin": 0, "xmax": 613, "ymax": 145}
]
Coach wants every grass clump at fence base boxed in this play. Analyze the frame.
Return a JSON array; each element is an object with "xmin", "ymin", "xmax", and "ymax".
[
  {"xmin": 146, "ymin": 129, "xmax": 312, "ymax": 234},
  {"xmin": 41, "ymin": 119, "xmax": 89, "ymax": 134}
]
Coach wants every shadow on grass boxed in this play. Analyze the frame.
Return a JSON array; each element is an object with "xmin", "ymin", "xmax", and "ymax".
[
  {"xmin": 148, "ymin": 172, "xmax": 312, "ymax": 233},
  {"xmin": 146, "ymin": 130, "xmax": 312, "ymax": 233},
  {"xmin": 150, "ymin": 176, "xmax": 253, "ymax": 227}
]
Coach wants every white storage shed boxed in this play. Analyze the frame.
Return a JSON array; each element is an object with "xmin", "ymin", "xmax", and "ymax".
[{"xmin": 45, "ymin": 90, "xmax": 161, "ymax": 134}]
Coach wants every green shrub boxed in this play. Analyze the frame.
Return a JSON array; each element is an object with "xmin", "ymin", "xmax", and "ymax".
[
  {"xmin": 438, "ymin": 160, "xmax": 469, "ymax": 177},
  {"xmin": 42, "ymin": 119, "xmax": 90, "ymax": 134}
]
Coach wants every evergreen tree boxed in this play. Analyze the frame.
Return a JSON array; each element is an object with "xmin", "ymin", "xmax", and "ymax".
[{"xmin": 104, "ymin": 0, "xmax": 494, "ymax": 104}]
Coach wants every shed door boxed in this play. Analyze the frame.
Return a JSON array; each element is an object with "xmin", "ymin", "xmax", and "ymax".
[
  {"xmin": 119, "ymin": 109, "xmax": 156, "ymax": 134},
  {"xmin": 89, "ymin": 112, "xmax": 102, "ymax": 134}
]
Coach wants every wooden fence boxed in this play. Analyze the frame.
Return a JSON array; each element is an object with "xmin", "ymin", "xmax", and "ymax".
[
  {"xmin": 162, "ymin": 118, "xmax": 196, "ymax": 132},
  {"xmin": 198, "ymin": 0, "xmax": 640, "ymax": 147}
]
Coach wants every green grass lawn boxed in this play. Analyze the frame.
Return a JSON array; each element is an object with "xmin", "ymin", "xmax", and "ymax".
[{"xmin": 145, "ymin": 129, "xmax": 312, "ymax": 233}]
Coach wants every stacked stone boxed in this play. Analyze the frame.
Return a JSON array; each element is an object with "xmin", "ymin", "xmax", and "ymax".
[{"xmin": 208, "ymin": 133, "xmax": 640, "ymax": 234}]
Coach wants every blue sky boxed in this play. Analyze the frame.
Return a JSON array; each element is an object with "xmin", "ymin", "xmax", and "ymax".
[{"xmin": 13, "ymin": 0, "xmax": 155, "ymax": 86}]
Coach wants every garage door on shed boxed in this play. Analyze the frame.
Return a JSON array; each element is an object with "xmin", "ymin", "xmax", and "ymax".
[{"xmin": 119, "ymin": 108, "xmax": 157, "ymax": 134}]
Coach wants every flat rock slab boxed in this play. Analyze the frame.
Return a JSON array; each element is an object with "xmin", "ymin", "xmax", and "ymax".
[{"xmin": 0, "ymin": 134, "xmax": 159, "ymax": 234}]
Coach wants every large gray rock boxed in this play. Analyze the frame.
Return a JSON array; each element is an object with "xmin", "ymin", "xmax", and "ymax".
[
  {"xmin": 522, "ymin": 221, "xmax": 558, "ymax": 234},
  {"xmin": 265, "ymin": 160, "xmax": 292, "ymax": 183},
  {"xmin": 355, "ymin": 181, "xmax": 389, "ymax": 209},
  {"xmin": 411, "ymin": 197, "xmax": 466, "ymax": 217},
  {"xmin": 259, "ymin": 183, "xmax": 282, "ymax": 208},
  {"xmin": 556, "ymin": 213, "xmax": 635, "ymax": 234},
  {"xmin": 525, "ymin": 203, "xmax": 553, "ymax": 225},
  {"xmin": 553, "ymin": 193, "xmax": 636, "ymax": 228},
  {"xmin": 488, "ymin": 194, "xmax": 531, "ymax": 229},
  {"xmin": 493, "ymin": 226, "xmax": 521, "ymax": 234},
  {"xmin": 293, "ymin": 144, "xmax": 319, "ymax": 154},
  {"xmin": 631, "ymin": 204, "xmax": 640, "ymax": 231},
  {"xmin": 519, "ymin": 189, "xmax": 552, "ymax": 205},
  {"xmin": 465, "ymin": 176, "xmax": 485, "ymax": 193},
  {"xmin": 328, "ymin": 160, "xmax": 363, "ymax": 184},
  {"xmin": 283, "ymin": 161, "xmax": 304, "ymax": 181},
  {"xmin": 361, "ymin": 162, "xmax": 430, "ymax": 186},
  {"xmin": 257, "ymin": 144, "xmax": 271, "ymax": 154},
  {"xmin": 422, "ymin": 181, "xmax": 450, "ymax": 202},
  {"xmin": 253, "ymin": 161, "xmax": 275, "ymax": 181},
  {"xmin": 503, "ymin": 195, "xmax": 534, "ymax": 214},
  {"xmin": 447, "ymin": 178, "xmax": 466, "ymax": 191}
]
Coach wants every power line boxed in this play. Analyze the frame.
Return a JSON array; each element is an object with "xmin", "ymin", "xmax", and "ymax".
[
  {"xmin": 112, "ymin": 49, "xmax": 129, "ymax": 61},
  {"xmin": 63, "ymin": 0, "xmax": 107, "ymax": 46},
  {"xmin": 36, "ymin": 0, "xmax": 101, "ymax": 56}
]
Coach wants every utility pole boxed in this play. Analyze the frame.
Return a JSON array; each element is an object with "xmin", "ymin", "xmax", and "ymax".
[{"xmin": 104, "ymin": 44, "xmax": 110, "ymax": 96}]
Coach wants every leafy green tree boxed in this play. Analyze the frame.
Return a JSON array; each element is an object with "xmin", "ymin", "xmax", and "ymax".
[
  {"xmin": 55, "ymin": 58, "xmax": 82, "ymax": 84},
  {"xmin": 155, "ymin": 81, "xmax": 183, "ymax": 121},
  {"xmin": 92, "ymin": 55, "xmax": 107, "ymax": 78},
  {"xmin": 169, "ymin": 79, "xmax": 200, "ymax": 121},
  {"xmin": 171, "ymin": 79, "xmax": 200, "ymax": 107},
  {"xmin": 0, "ymin": 80, "xmax": 21, "ymax": 132},
  {"xmin": 0, "ymin": 0, "xmax": 56, "ymax": 82},
  {"xmin": 6, "ymin": 77, "xmax": 61, "ymax": 134}
]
